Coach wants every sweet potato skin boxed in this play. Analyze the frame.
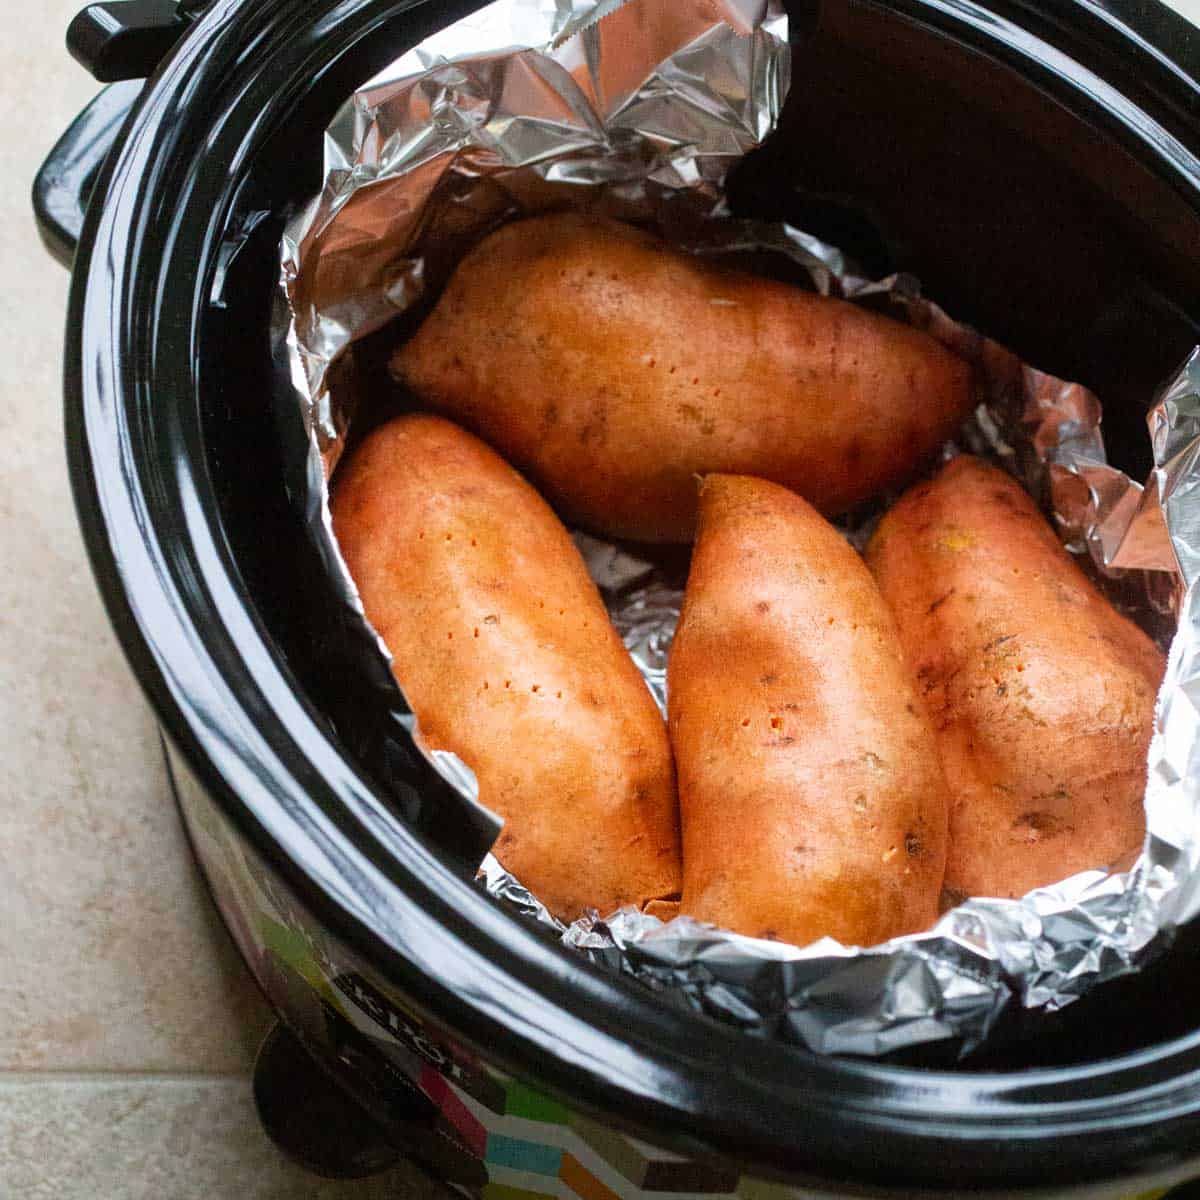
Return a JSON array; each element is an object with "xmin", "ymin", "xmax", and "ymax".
[
  {"xmin": 667, "ymin": 474, "xmax": 948, "ymax": 946},
  {"xmin": 390, "ymin": 213, "xmax": 976, "ymax": 543},
  {"xmin": 330, "ymin": 414, "xmax": 681, "ymax": 921},
  {"xmin": 865, "ymin": 456, "xmax": 1165, "ymax": 900}
]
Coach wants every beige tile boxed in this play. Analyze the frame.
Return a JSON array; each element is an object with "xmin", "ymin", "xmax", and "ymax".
[
  {"xmin": 1170, "ymin": 0, "xmax": 1200, "ymax": 28},
  {"xmin": 0, "ymin": 3, "xmax": 273, "ymax": 1071},
  {"xmin": 0, "ymin": 1077, "xmax": 448, "ymax": 1199}
]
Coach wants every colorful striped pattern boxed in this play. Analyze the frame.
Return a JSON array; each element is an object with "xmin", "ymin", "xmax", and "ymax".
[
  {"xmin": 561, "ymin": 1153, "xmax": 622, "ymax": 1200},
  {"xmin": 319, "ymin": 939, "xmax": 1190, "ymax": 1200},
  {"xmin": 410, "ymin": 1068, "xmax": 743, "ymax": 1200},
  {"xmin": 488, "ymin": 1136, "xmax": 563, "ymax": 1175},
  {"xmin": 423, "ymin": 1064, "xmax": 490, "ymax": 1158}
]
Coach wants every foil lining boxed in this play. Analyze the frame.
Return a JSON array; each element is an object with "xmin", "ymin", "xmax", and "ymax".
[{"xmin": 277, "ymin": 0, "xmax": 1200, "ymax": 1057}]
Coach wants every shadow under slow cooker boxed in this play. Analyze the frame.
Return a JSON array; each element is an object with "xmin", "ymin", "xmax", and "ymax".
[{"xmin": 202, "ymin": 0, "xmax": 1200, "ymax": 1078}]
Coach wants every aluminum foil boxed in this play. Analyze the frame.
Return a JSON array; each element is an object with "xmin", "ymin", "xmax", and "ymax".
[{"xmin": 277, "ymin": 0, "xmax": 1200, "ymax": 1058}]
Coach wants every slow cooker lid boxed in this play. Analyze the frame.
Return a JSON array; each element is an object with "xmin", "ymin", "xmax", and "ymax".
[{"xmin": 64, "ymin": 0, "xmax": 1200, "ymax": 1189}]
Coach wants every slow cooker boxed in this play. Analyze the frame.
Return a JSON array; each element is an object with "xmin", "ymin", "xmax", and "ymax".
[{"xmin": 33, "ymin": 0, "xmax": 1200, "ymax": 1193}]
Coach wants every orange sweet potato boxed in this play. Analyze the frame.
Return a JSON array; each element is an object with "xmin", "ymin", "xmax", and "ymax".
[
  {"xmin": 390, "ymin": 213, "xmax": 977, "ymax": 543},
  {"xmin": 330, "ymin": 414, "xmax": 681, "ymax": 921},
  {"xmin": 667, "ymin": 474, "xmax": 948, "ymax": 945},
  {"xmin": 865, "ymin": 456, "xmax": 1165, "ymax": 900}
]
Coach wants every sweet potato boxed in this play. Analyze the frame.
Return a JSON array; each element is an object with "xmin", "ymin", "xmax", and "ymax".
[
  {"xmin": 330, "ymin": 414, "xmax": 681, "ymax": 921},
  {"xmin": 667, "ymin": 474, "xmax": 948, "ymax": 946},
  {"xmin": 390, "ymin": 213, "xmax": 976, "ymax": 543},
  {"xmin": 865, "ymin": 456, "xmax": 1165, "ymax": 900}
]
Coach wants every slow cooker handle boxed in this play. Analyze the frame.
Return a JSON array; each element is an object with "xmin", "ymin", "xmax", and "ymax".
[
  {"xmin": 33, "ymin": 81, "xmax": 141, "ymax": 268},
  {"xmin": 253, "ymin": 1021, "xmax": 486, "ymax": 1185},
  {"xmin": 252, "ymin": 1023, "xmax": 406, "ymax": 1179},
  {"xmin": 34, "ymin": 1, "xmax": 204, "ymax": 267},
  {"xmin": 67, "ymin": 0, "xmax": 202, "ymax": 82}
]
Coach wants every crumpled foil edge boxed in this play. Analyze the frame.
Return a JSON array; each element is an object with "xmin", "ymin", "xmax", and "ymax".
[{"xmin": 274, "ymin": 0, "xmax": 1200, "ymax": 1058}]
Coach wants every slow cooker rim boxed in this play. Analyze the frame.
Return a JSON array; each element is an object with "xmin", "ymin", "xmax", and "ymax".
[{"xmin": 62, "ymin": 0, "xmax": 1200, "ymax": 1189}]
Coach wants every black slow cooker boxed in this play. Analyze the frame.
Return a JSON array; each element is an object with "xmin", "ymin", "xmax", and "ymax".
[{"xmin": 34, "ymin": 0, "xmax": 1200, "ymax": 1194}]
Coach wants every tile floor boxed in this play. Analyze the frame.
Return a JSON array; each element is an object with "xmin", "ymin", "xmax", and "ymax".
[{"xmin": 5, "ymin": 0, "xmax": 1200, "ymax": 1194}]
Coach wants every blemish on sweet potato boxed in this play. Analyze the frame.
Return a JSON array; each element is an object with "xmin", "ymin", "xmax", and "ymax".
[{"xmin": 926, "ymin": 589, "xmax": 955, "ymax": 615}]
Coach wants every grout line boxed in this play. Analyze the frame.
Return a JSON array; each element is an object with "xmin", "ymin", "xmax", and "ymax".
[{"xmin": 0, "ymin": 1071, "xmax": 252, "ymax": 1084}]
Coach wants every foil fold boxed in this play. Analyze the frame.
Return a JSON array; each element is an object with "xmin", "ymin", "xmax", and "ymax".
[{"xmin": 277, "ymin": 0, "xmax": 1200, "ymax": 1058}]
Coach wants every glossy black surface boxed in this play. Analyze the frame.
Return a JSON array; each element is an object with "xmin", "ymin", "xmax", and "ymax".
[
  {"xmin": 254, "ymin": 1023, "xmax": 406, "ymax": 1179},
  {"xmin": 32, "ymin": 80, "xmax": 140, "ymax": 266},
  {"xmin": 254, "ymin": 1017, "xmax": 482, "ymax": 1183},
  {"xmin": 57, "ymin": 0, "xmax": 1200, "ymax": 1190},
  {"xmin": 67, "ymin": 0, "xmax": 196, "ymax": 81}
]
